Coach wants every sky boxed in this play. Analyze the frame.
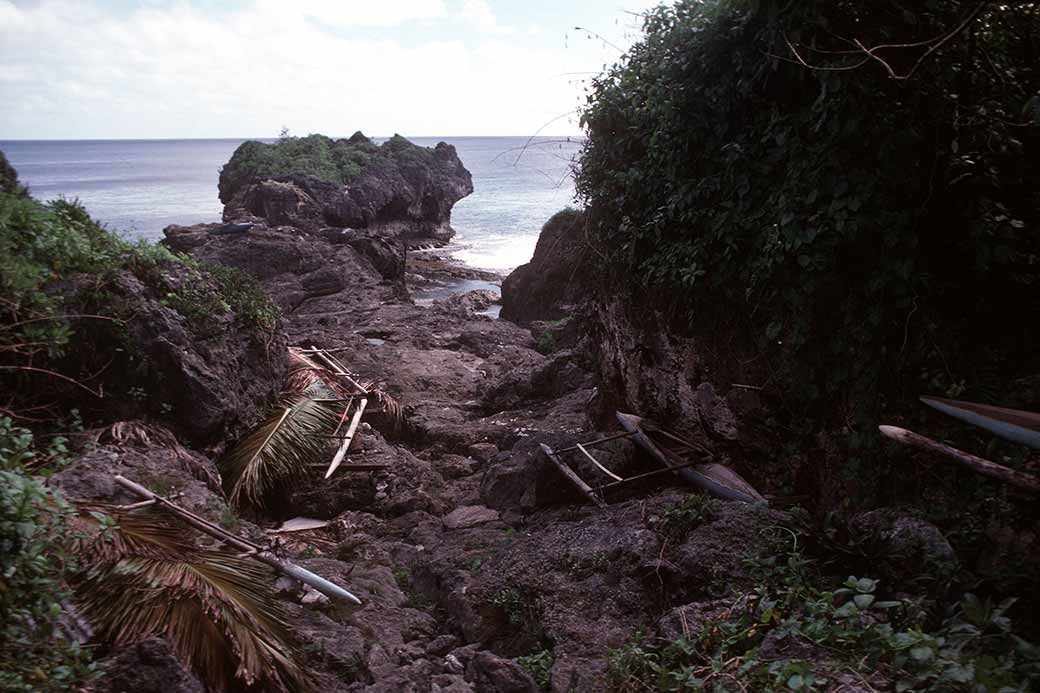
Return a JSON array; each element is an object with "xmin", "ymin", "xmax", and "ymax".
[{"xmin": 0, "ymin": 0, "xmax": 661, "ymax": 139}]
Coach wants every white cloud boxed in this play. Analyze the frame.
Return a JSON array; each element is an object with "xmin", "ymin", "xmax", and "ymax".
[
  {"xmin": 0, "ymin": 0, "xmax": 638, "ymax": 138},
  {"xmin": 457, "ymin": 0, "xmax": 502, "ymax": 32},
  {"xmin": 255, "ymin": 0, "xmax": 447, "ymax": 28}
]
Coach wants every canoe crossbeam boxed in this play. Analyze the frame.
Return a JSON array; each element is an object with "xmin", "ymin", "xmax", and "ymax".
[{"xmin": 541, "ymin": 431, "xmax": 660, "ymax": 507}]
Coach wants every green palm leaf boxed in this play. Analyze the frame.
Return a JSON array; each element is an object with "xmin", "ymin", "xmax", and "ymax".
[{"xmin": 219, "ymin": 396, "xmax": 341, "ymax": 510}]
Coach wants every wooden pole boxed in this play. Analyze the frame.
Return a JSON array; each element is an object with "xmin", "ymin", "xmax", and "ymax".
[
  {"xmin": 555, "ymin": 431, "xmax": 635, "ymax": 453},
  {"xmin": 540, "ymin": 444, "xmax": 606, "ymax": 508},
  {"xmin": 310, "ymin": 347, "xmax": 369, "ymax": 394},
  {"xmin": 574, "ymin": 442, "xmax": 623, "ymax": 481},
  {"xmin": 594, "ymin": 458, "xmax": 705, "ymax": 491},
  {"xmin": 879, "ymin": 425, "xmax": 1040, "ymax": 494},
  {"xmin": 325, "ymin": 398, "xmax": 368, "ymax": 479},
  {"xmin": 113, "ymin": 475, "xmax": 363, "ymax": 605}
]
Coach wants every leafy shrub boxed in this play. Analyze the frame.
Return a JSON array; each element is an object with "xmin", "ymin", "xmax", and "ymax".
[
  {"xmin": 577, "ymin": 1, "xmax": 1039, "ymax": 452},
  {"xmin": 656, "ymin": 493, "xmax": 719, "ymax": 543},
  {"xmin": 0, "ymin": 418, "xmax": 94, "ymax": 691},
  {"xmin": 516, "ymin": 647, "xmax": 555, "ymax": 691},
  {"xmin": 607, "ymin": 540, "xmax": 1040, "ymax": 692}
]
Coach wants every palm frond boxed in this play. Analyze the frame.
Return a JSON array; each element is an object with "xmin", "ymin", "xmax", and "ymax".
[
  {"xmin": 219, "ymin": 396, "xmax": 341, "ymax": 510},
  {"xmin": 73, "ymin": 509, "xmax": 309, "ymax": 692},
  {"xmin": 285, "ymin": 348, "xmax": 356, "ymax": 398},
  {"xmin": 371, "ymin": 388, "xmax": 404, "ymax": 428},
  {"xmin": 85, "ymin": 421, "xmax": 225, "ymax": 497}
]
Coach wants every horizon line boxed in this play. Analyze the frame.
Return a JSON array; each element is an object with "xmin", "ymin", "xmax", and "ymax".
[{"xmin": 0, "ymin": 133, "xmax": 587, "ymax": 143}]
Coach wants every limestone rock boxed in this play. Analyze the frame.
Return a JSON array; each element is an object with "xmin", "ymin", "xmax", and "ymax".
[
  {"xmin": 92, "ymin": 638, "xmax": 205, "ymax": 693},
  {"xmin": 443, "ymin": 505, "xmax": 500, "ymax": 530},
  {"xmin": 501, "ymin": 208, "xmax": 586, "ymax": 325}
]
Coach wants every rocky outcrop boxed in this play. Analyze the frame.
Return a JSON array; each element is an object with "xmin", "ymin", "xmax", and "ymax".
[
  {"xmin": 57, "ymin": 263, "xmax": 286, "ymax": 450},
  {"xmin": 164, "ymin": 222, "xmax": 405, "ymax": 316},
  {"xmin": 218, "ymin": 134, "xmax": 473, "ymax": 246},
  {"xmin": 92, "ymin": 639, "xmax": 206, "ymax": 693},
  {"xmin": 501, "ymin": 208, "xmax": 587, "ymax": 325}
]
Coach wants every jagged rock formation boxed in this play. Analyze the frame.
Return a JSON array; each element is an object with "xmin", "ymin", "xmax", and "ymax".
[
  {"xmin": 218, "ymin": 133, "xmax": 473, "ymax": 246},
  {"xmin": 500, "ymin": 208, "xmax": 587, "ymax": 325},
  {"xmin": 164, "ymin": 222, "xmax": 406, "ymax": 315}
]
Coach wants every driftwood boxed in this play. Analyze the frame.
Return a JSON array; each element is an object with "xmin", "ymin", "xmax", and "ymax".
[
  {"xmin": 879, "ymin": 425, "xmax": 1040, "ymax": 494},
  {"xmin": 540, "ymin": 443, "xmax": 607, "ymax": 508},
  {"xmin": 114, "ymin": 475, "xmax": 363, "ymax": 605},
  {"xmin": 310, "ymin": 346, "xmax": 369, "ymax": 395}
]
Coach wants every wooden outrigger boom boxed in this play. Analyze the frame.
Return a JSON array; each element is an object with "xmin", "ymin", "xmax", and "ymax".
[{"xmin": 114, "ymin": 475, "xmax": 363, "ymax": 605}]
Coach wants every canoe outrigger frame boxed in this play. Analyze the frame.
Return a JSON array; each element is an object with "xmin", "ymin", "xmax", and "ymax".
[{"xmin": 539, "ymin": 411, "xmax": 768, "ymax": 508}]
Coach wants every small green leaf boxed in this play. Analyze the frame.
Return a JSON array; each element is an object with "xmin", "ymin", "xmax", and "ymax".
[
  {"xmin": 854, "ymin": 594, "xmax": 875, "ymax": 609},
  {"xmin": 910, "ymin": 646, "xmax": 933, "ymax": 661}
]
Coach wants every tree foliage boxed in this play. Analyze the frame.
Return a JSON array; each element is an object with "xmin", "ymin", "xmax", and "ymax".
[
  {"xmin": 0, "ymin": 418, "xmax": 94, "ymax": 692},
  {"xmin": 577, "ymin": 0, "xmax": 1039, "ymax": 441}
]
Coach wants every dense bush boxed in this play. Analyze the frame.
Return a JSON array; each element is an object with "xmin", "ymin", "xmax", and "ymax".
[
  {"xmin": 217, "ymin": 131, "xmax": 435, "ymax": 203},
  {"xmin": 0, "ymin": 417, "xmax": 93, "ymax": 691},
  {"xmin": 577, "ymin": 1, "xmax": 1039, "ymax": 442}
]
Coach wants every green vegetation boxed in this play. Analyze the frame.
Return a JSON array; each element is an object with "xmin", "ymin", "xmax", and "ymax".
[
  {"xmin": 516, "ymin": 647, "xmax": 555, "ymax": 691},
  {"xmin": 608, "ymin": 540, "xmax": 1040, "ymax": 692},
  {"xmin": 577, "ymin": 0, "xmax": 1039, "ymax": 461},
  {"xmin": 218, "ymin": 131, "xmax": 435, "ymax": 203},
  {"xmin": 0, "ymin": 418, "xmax": 94, "ymax": 692},
  {"xmin": 0, "ymin": 178, "xmax": 279, "ymax": 422},
  {"xmin": 656, "ymin": 493, "xmax": 720, "ymax": 544}
]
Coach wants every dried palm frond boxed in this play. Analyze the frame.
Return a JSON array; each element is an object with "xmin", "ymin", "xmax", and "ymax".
[
  {"xmin": 288, "ymin": 347, "xmax": 405, "ymax": 429},
  {"xmin": 219, "ymin": 396, "xmax": 341, "ymax": 510},
  {"xmin": 285, "ymin": 348, "xmax": 358, "ymax": 398},
  {"xmin": 84, "ymin": 421, "xmax": 225, "ymax": 497},
  {"xmin": 370, "ymin": 388, "xmax": 404, "ymax": 428},
  {"xmin": 73, "ymin": 508, "xmax": 309, "ymax": 692}
]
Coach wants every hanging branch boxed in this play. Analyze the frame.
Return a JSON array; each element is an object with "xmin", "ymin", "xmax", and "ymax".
[{"xmin": 776, "ymin": 1, "xmax": 989, "ymax": 80}]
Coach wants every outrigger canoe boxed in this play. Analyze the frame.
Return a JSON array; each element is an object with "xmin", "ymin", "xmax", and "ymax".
[{"xmin": 616, "ymin": 412, "xmax": 767, "ymax": 505}]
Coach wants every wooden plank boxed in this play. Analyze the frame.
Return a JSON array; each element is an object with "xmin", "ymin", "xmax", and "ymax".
[
  {"xmin": 325, "ymin": 398, "xmax": 368, "ymax": 479},
  {"xmin": 879, "ymin": 425, "xmax": 1040, "ymax": 493},
  {"xmin": 540, "ymin": 443, "xmax": 606, "ymax": 508},
  {"xmin": 575, "ymin": 442, "xmax": 624, "ymax": 481}
]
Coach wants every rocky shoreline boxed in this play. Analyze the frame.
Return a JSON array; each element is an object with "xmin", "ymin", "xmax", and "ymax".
[{"xmin": 2, "ymin": 138, "xmax": 982, "ymax": 693}]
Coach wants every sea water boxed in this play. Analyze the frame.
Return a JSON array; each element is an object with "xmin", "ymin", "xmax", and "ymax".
[{"xmin": 0, "ymin": 136, "xmax": 580, "ymax": 272}]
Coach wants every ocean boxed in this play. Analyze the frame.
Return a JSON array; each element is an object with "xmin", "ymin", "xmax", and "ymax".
[{"xmin": 0, "ymin": 136, "xmax": 582, "ymax": 272}]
